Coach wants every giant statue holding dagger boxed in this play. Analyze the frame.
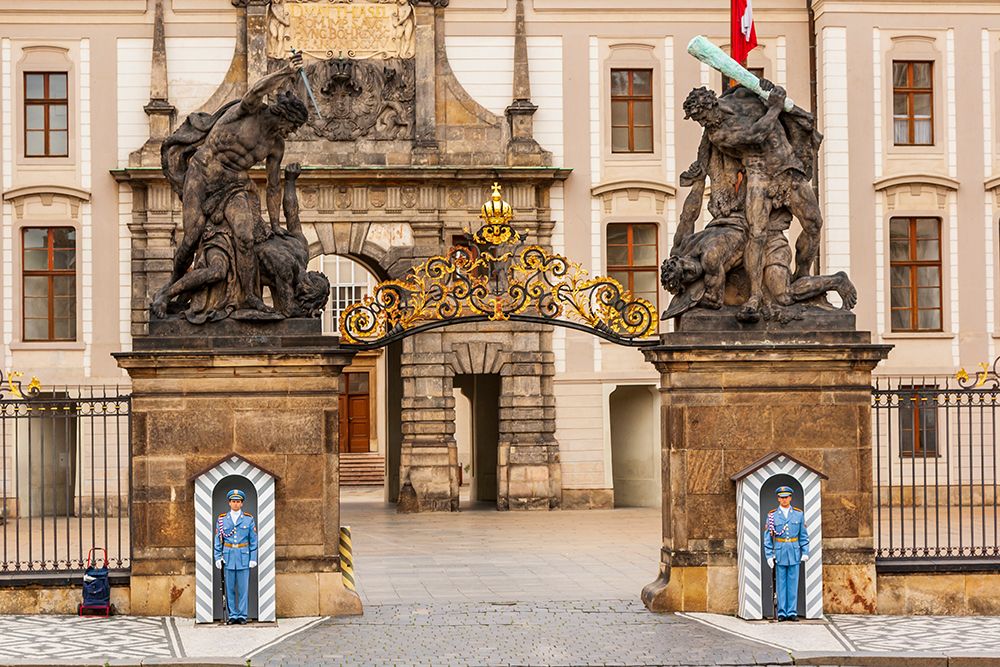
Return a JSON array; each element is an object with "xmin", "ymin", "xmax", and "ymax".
[{"xmin": 152, "ymin": 50, "xmax": 329, "ymax": 323}]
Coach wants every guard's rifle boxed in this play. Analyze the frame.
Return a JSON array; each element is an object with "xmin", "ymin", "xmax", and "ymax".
[
  {"xmin": 220, "ymin": 560, "xmax": 228, "ymax": 625},
  {"xmin": 771, "ymin": 558, "xmax": 778, "ymax": 621}
]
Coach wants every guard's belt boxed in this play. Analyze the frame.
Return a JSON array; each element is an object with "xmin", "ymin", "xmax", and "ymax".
[
  {"xmin": 224, "ymin": 542, "xmax": 248, "ymax": 548},
  {"xmin": 774, "ymin": 537, "xmax": 798, "ymax": 543}
]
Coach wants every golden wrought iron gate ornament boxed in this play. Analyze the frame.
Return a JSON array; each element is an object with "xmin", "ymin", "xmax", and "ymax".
[{"xmin": 339, "ymin": 184, "xmax": 657, "ymax": 347}]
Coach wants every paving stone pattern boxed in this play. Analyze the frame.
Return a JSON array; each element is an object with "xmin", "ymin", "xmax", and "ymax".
[
  {"xmin": 252, "ymin": 600, "xmax": 794, "ymax": 667},
  {"xmin": 341, "ymin": 490, "xmax": 662, "ymax": 605},
  {"xmin": 830, "ymin": 614, "xmax": 1000, "ymax": 653},
  {"xmin": 0, "ymin": 615, "xmax": 176, "ymax": 660}
]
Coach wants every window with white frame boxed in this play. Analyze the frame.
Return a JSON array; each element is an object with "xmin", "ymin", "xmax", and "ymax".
[{"xmin": 308, "ymin": 255, "xmax": 375, "ymax": 335}]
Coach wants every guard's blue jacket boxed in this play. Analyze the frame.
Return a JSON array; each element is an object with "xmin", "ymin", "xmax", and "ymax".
[
  {"xmin": 763, "ymin": 507, "xmax": 810, "ymax": 565},
  {"xmin": 213, "ymin": 511, "xmax": 258, "ymax": 570}
]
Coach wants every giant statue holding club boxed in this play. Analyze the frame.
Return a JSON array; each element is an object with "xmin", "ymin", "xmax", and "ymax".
[{"xmin": 662, "ymin": 36, "xmax": 857, "ymax": 325}]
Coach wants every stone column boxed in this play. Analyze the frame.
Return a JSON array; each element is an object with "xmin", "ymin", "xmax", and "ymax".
[
  {"xmin": 640, "ymin": 330, "xmax": 890, "ymax": 614},
  {"xmin": 498, "ymin": 328, "xmax": 560, "ymax": 510},
  {"xmin": 245, "ymin": 0, "xmax": 270, "ymax": 84},
  {"xmin": 115, "ymin": 321, "xmax": 361, "ymax": 617},
  {"xmin": 127, "ymin": 182, "xmax": 178, "ymax": 337},
  {"xmin": 410, "ymin": 3, "xmax": 440, "ymax": 164},
  {"xmin": 398, "ymin": 331, "xmax": 459, "ymax": 512}
]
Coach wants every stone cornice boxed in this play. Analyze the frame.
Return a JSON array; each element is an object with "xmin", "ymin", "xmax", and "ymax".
[
  {"xmin": 591, "ymin": 178, "xmax": 676, "ymax": 199},
  {"xmin": 813, "ymin": 0, "xmax": 1000, "ymax": 16},
  {"xmin": 986, "ymin": 174, "xmax": 1000, "ymax": 192},
  {"xmin": 873, "ymin": 173, "xmax": 959, "ymax": 193},
  {"xmin": 2, "ymin": 184, "xmax": 91, "ymax": 202},
  {"xmin": 111, "ymin": 165, "xmax": 572, "ymax": 185}
]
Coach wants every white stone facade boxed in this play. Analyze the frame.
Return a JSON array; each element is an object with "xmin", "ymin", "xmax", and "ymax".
[{"xmin": 0, "ymin": 0, "xmax": 997, "ymax": 506}]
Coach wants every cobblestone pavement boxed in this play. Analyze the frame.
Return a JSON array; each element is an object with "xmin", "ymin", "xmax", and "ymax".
[
  {"xmin": 251, "ymin": 600, "xmax": 795, "ymax": 667},
  {"xmin": 340, "ymin": 489, "xmax": 662, "ymax": 604}
]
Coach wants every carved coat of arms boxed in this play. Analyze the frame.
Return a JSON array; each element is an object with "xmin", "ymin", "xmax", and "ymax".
[{"xmin": 270, "ymin": 0, "xmax": 418, "ymax": 142}]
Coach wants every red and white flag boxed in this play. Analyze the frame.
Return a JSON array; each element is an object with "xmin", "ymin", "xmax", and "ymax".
[{"xmin": 731, "ymin": 0, "xmax": 758, "ymax": 65}]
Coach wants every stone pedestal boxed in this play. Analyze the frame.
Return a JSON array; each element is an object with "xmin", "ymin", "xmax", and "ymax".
[
  {"xmin": 114, "ymin": 320, "xmax": 362, "ymax": 617},
  {"xmin": 640, "ymin": 329, "xmax": 890, "ymax": 614}
]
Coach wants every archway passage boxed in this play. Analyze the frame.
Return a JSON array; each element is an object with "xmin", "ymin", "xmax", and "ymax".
[
  {"xmin": 454, "ymin": 374, "xmax": 500, "ymax": 505},
  {"xmin": 609, "ymin": 385, "xmax": 660, "ymax": 508},
  {"xmin": 337, "ymin": 184, "xmax": 658, "ymax": 514}
]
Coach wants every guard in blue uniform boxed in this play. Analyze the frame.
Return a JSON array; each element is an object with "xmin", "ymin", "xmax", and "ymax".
[
  {"xmin": 214, "ymin": 489, "xmax": 258, "ymax": 624},
  {"xmin": 763, "ymin": 485, "xmax": 810, "ymax": 621}
]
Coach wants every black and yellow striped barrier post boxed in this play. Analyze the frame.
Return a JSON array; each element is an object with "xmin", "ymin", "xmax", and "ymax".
[{"xmin": 339, "ymin": 526, "xmax": 356, "ymax": 592}]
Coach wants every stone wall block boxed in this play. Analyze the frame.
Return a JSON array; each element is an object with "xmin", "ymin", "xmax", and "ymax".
[
  {"xmin": 233, "ymin": 411, "xmax": 325, "ymax": 454},
  {"xmin": 822, "ymin": 491, "xmax": 865, "ymax": 538},
  {"xmin": 706, "ymin": 565, "xmax": 739, "ymax": 614},
  {"xmin": 275, "ymin": 499, "xmax": 325, "ymax": 547},
  {"xmin": 147, "ymin": 410, "xmax": 234, "ymax": 455},
  {"xmin": 684, "ymin": 493, "xmax": 736, "ymax": 540},
  {"xmin": 285, "ymin": 454, "xmax": 326, "ymax": 498},
  {"xmin": 822, "ymin": 564, "xmax": 877, "ymax": 614},
  {"xmin": 145, "ymin": 499, "xmax": 195, "ymax": 549},
  {"xmin": 685, "ymin": 450, "xmax": 725, "ymax": 495},
  {"xmin": 684, "ymin": 405, "xmax": 773, "ymax": 450}
]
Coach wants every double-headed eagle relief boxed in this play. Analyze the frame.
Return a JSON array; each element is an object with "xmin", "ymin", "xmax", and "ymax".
[{"xmin": 663, "ymin": 37, "xmax": 857, "ymax": 325}]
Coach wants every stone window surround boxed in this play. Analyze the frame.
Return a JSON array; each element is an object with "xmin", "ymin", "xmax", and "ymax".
[
  {"xmin": 591, "ymin": 179, "xmax": 673, "ymax": 324},
  {"xmin": 13, "ymin": 44, "xmax": 76, "ymax": 168},
  {"xmin": 3, "ymin": 187, "xmax": 87, "ymax": 350},
  {"xmin": 885, "ymin": 34, "xmax": 945, "ymax": 158},
  {"xmin": 602, "ymin": 42, "xmax": 662, "ymax": 165},
  {"xmin": 875, "ymin": 174, "xmax": 958, "ymax": 339}
]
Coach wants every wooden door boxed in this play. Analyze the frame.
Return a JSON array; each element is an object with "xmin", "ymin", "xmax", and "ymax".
[{"xmin": 340, "ymin": 372, "xmax": 371, "ymax": 453}]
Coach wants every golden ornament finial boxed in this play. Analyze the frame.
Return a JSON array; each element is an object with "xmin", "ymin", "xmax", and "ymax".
[{"xmin": 480, "ymin": 182, "xmax": 513, "ymax": 226}]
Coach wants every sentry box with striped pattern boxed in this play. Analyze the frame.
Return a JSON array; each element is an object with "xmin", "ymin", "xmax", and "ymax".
[
  {"xmin": 194, "ymin": 455, "xmax": 278, "ymax": 623},
  {"xmin": 731, "ymin": 452, "xmax": 828, "ymax": 621}
]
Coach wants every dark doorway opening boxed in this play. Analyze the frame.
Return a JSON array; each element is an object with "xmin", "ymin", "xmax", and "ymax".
[
  {"xmin": 386, "ymin": 340, "xmax": 403, "ymax": 502},
  {"xmin": 454, "ymin": 374, "xmax": 500, "ymax": 505}
]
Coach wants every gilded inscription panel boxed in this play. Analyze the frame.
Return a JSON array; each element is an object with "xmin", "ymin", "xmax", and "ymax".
[{"xmin": 268, "ymin": 0, "xmax": 415, "ymax": 60}]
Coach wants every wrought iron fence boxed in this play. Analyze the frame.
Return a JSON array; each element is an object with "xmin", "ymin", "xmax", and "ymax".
[
  {"xmin": 0, "ymin": 386, "xmax": 130, "ymax": 577},
  {"xmin": 872, "ymin": 375, "xmax": 999, "ymax": 564}
]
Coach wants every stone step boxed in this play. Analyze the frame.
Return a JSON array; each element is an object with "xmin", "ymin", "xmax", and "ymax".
[{"xmin": 340, "ymin": 453, "xmax": 385, "ymax": 487}]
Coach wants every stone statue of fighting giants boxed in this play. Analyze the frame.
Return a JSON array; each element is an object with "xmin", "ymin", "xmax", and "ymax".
[
  {"xmin": 662, "ymin": 37, "xmax": 856, "ymax": 324},
  {"xmin": 152, "ymin": 53, "xmax": 329, "ymax": 323}
]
